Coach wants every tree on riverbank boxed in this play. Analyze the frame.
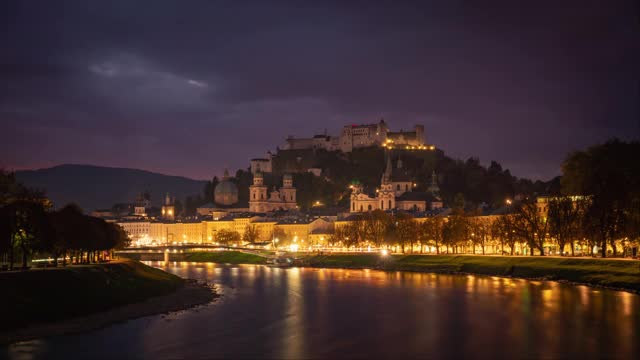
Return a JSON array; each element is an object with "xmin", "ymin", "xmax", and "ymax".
[
  {"xmin": 547, "ymin": 197, "xmax": 587, "ymax": 256},
  {"xmin": 468, "ymin": 215, "xmax": 491, "ymax": 255},
  {"xmin": 0, "ymin": 200, "xmax": 53, "ymax": 269},
  {"xmin": 1, "ymin": 170, "xmax": 129, "ymax": 269},
  {"xmin": 390, "ymin": 212, "xmax": 418, "ymax": 253},
  {"xmin": 512, "ymin": 199, "xmax": 549, "ymax": 255},
  {"xmin": 363, "ymin": 210, "xmax": 391, "ymax": 248},
  {"xmin": 561, "ymin": 139, "xmax": 640, "ymax": 257},
  {"xmin": 46, "ymin": 204, "xmax": 129, "ymax": 265},
  {"xmin": 242, "ymin": 225, "xmax": 261, "ymax": 244},
  {"xmin": 216, "ymin": 229, "xmax": 241, "ymax": 246},
  {"xmin": 343, "ymin": 220, "xmax": 365, "ymax": 248},
  {"xmin": 419, "ymin": 217, "xmax": 445, "ymax": 254},
  {"xmin": 492, "ymin": 215, "xmax": 518, "ymax": 255}
]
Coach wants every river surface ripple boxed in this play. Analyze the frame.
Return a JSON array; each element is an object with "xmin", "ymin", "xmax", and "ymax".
[{"xmin": 3, "ymin": 261, "xmax": 640, "ymax": 359}]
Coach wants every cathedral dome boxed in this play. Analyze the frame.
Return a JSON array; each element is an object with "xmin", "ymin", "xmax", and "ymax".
[{"xmin": 214, "ymin": 169, "xmax": 239, "ymax": 206}]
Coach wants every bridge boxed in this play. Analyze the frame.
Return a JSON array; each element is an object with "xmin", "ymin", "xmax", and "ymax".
[{"xmin": 115, "ymin": 245, "xmax": 292, "ymax": 262}]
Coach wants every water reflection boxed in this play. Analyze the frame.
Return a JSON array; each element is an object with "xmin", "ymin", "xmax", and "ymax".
[{"xmin": 3, "ymin": 262, "xmax": 639, "ymax": 359}]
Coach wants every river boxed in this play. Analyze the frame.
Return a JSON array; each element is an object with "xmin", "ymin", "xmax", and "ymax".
[{"xmin": 4, "ymin": 262, "xmax": 639, "ymax": 359}]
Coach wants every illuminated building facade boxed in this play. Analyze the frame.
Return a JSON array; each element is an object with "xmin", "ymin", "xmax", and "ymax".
[
  {"xmin": 279, "ymin": 119, "xmax": 429, "ymax": 153},
  {"xmin": 249, "ymin": 172, "xmax": 297, "ymax": 212},
  {"xmin": 350, "ymin": 155, "xmax": 443, "ymax": 213}
]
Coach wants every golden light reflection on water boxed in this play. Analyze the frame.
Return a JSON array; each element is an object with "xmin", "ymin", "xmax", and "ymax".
[
  {"xmin": 59, "ymin": 262, "xmax": 637, "ymax": 359},
  {"xmin": 280, "ymin": 266, "xmax": 304, "ymax": 359},
  {"xmin": 621, "ymin": 291, "xmax": 633, "ymax": 316}
]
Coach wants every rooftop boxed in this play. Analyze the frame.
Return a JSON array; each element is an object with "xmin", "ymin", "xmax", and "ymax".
[{"xmin": 396, "ymin": 191, "xmax": 440, "ymax": 202}]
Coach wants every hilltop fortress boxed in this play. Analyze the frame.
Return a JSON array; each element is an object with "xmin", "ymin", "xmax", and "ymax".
[
  {"xmin": 284, "ymin": 119, "xmax": 424, "ymax": 152},
  {"xmin": 250, "ymin": 119, "xmax": 433, "ymax": 174}
]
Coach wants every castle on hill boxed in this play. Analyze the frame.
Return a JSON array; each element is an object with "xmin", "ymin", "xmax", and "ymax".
[
  {"xmin": 250, "ymin": 119, "xmax": 433, "ymax": 174},
  {"xmin": 284, "ymin": 119, "xmax": 424, "ymax": 152}
]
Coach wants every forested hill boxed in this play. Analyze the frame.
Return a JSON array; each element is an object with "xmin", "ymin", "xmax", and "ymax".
[
  {"xmin": 15, "ymin": 164, "xmax": 207, "ymax": 212},
  {"xmin": 231, "ymin": 147, "xmax": 561, "ymax": 210},
  {"xmin": 13, "ymin": 149, "xmax": 559, "ymax": 214}
]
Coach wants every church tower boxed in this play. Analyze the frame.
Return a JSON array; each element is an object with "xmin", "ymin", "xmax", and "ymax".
[
  {"xmin": 279, "ymin": 174, "xmax": 297, "ymax": 209},
  {"xmin": 428, "ymin": 171, "xmax": 440, "ymax": 197},
  {"xmin": 249, "ymin": 171, "xmax": 268, "ymax": 212},
  {"xmin": 378, "ymin": 154, "xmax": 395, "ymax": 210},
  {"xmin": 381, "ymin": 153, "xmax": 393, "ymax": 185},
  {"xmin": 161, "ymin": 192, "xmax": 175, "ymax": 221}
]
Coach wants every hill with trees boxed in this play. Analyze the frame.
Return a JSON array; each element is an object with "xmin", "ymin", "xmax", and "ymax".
[
  {"xmin": 230, "ymin": 146, "xmax": 560, "ymax": 211},
  {"xmin": 15, "ymin": 164, "xmax": 207, "ymax": 211},
  {"xmin": 13, "ymin": 147, "xmax": 560, "ymax": 215}
]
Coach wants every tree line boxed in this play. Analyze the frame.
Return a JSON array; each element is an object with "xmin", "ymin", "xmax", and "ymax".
[
  {"xmin": 325, "ymin": 197, "xmax": 638, "ymax": 257},
  {"xmin": 323, "ymin": 140, "xmax": 640, "ymax": 257},
  {"xmin": 561, "ymin": 139, "xmax": 640, "ymax": 257},
  {"xmin": 1, "ymin": 171, "xmax": 129, "ymax": 270}
]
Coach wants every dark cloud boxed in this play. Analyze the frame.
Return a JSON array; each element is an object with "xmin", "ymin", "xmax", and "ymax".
[{"xmin": 1, "ymin": 0, "xmax": 638, "ymax": 180}]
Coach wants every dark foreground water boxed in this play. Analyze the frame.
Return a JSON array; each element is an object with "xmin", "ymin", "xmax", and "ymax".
[{"xmin": 3, "ymin": 262, "xmax": 640, "ymax": 359}]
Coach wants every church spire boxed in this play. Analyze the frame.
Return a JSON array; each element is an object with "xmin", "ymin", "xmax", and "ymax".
[
  {"xmin": 382, "ymin": 152, "xmax": 393, "ymax": 183},
  {"xmin": 428, "ymin": 171, "xmax": 440, "ymax": 196}
]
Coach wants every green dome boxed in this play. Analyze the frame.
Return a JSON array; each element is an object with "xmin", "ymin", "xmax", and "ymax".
[{"xmin": 214, "ymin": 170, "xmax": 239, "ymax": 206}]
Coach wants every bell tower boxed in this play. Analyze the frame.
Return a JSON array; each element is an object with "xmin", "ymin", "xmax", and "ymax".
[
  {"xmin": 280, "ymin": 174, "xmax": 296, "ymax": 208},
  {"xmin": 161, "ymin": 192, "xmax": 175, "ymax": 221},
  {"xmin": 249, "ymin": 172, "xmax": 268, "ymax": 212}
]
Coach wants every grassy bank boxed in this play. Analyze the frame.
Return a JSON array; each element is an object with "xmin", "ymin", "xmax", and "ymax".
[
  {"xmin": 118, "ymin": 251, "xmax": 267, "ymax": 264},
  {"xmin": 183, "ymin": 251, "xmax": 266, "ymax": 264},
  {"xmin": 301, "ymin": 254, "xmax": 640, "ymax": 292},
  {"xmin": 0, "ymin": 260, "xmax": 184, "ymax": 332}
]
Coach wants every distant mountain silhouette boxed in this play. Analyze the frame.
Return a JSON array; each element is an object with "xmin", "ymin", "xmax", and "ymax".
[{"xmin": 15, "ymin": 164, "xmax": 207, "ymax": 212}]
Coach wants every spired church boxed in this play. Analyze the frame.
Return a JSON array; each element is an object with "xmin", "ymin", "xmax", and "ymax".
[
  {"xmin": 201, "ymin": 153, "xmax": 440, "ymax": 216},
  {"xmin": 350, "ymin": 155, "xmax": 443, "ymax": 213}
]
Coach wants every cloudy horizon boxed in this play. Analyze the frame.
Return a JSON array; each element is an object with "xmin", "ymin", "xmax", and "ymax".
[{"xmin": 2, "ymin": 1, "xmax": 638, "ymax": 181}]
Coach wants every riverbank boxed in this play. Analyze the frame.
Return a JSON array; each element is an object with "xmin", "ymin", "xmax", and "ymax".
[
  {"xmin": 300, "ymin": 254, "xmax": 640, "ymax": 292},
  {"xmin": 0, "ymin": 260, "xmax": 216, "ymax": 344},
  {"xmin": 120, "ymin": 250, "xmax": 640, "ymax": 292},
  {"xmin": 119, "ymin": 250, "xmax": 268, "ymax": 264}
]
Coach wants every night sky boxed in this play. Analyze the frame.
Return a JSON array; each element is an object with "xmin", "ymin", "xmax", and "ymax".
[{"xmin": 2, "ymin": 1, "xmax": 638, "ymax": 181}]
